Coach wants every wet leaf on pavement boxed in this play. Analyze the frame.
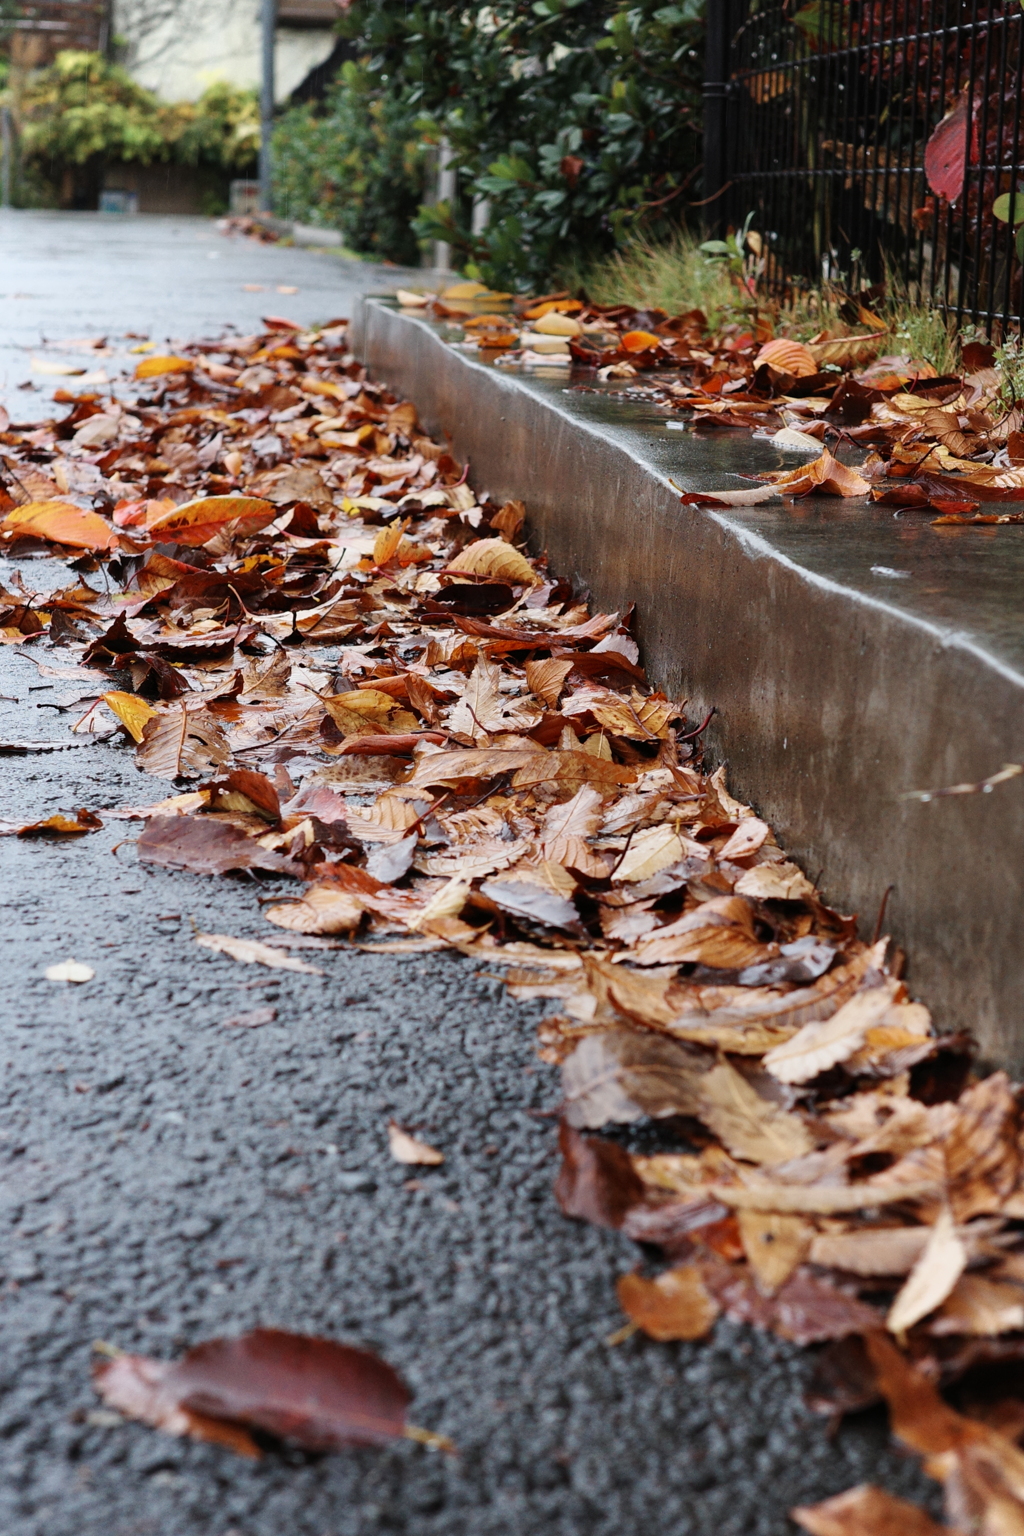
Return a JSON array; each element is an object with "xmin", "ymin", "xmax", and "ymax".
[{"xmin": 93, "ymin": 1328, "xmax": 410, "ymax": 1455}]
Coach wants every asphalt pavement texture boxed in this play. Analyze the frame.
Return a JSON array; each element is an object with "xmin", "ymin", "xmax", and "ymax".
[{"xmin": 0, "ymin": 212, "xmax": 939, "ymax": 1535}]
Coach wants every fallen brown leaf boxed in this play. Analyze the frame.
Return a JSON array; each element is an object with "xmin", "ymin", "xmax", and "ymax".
[
  {"xmin": 553, "ymin": 1123, "xmax": 646, "ymax": 1230},
  {"xmin": 617, "ymin": 1265, "xmax": 720, "ymax": 1341},
  {"xmin": 759, "ymin": 449, "xmax": 870, "ymax": 498},
  {"xmin": 93, "ymin": 1328, "xmax": 410, "ymax": 1454}
]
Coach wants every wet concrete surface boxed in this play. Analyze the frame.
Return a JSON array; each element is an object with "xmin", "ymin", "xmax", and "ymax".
[
  {"xmin": 355, "ymin": 300, "xmax": 1024, "ymax": 1067},
  {"xmin": 0, "ymin": 214, "xmax": 938, "ymax": 1534},
  {"xmin": 0, "ymin": 210, "xmax": 425, "ymax": 412}
]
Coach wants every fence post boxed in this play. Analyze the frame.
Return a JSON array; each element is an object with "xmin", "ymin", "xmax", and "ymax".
[
  {"xmin": 702, "ymin": 0, "xmax": 733, "ymax": 239},
  {"xmin": 1, "ymin": 107, "xmax": 12, "ymax": 210}
]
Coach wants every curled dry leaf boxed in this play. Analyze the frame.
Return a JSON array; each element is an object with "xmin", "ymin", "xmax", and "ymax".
[
  {"xmin": 561, "ymin": 1028, "xmax": 710, "ymax": 1129},
  {"xmin": 387, "ymin": 1121, "xmax": 444, "ymax": 1166},
  {"xmin": 632, "ymin": 895, "xmax": 771, "ymax": 969},
  {"xmin": 759, "ymin": 450, "xmax": 870, "ymax": 499},
  {"xmin": 137, "ymin": 707, "xmax": 230, "ymax": 781},
  {"xmin": 264, "ymin": 885, "xmax": 365, "ymax": 935},
  {"xmin": 711, "ymin": 1179, "xmax": 941, "ymax": 1215},
  {"xmin": 791, "ymin": 1483, "xmax": 952, "ymax": 1536},
  {"xmin": 93, "ymin": 1328, "xmax": 410, "ymax": 1454},
  {"xmin": 194, "ymin": 932, "xmax": 323, "ymax": 975},
  {"xmin": 0, "ymin": 808, "xmax": 102, "ymax": 838},
  {"xmin": 807, "ymin": 1226, "xmax": 934, "ymax": 1277},
  {"xmin": 612, "ymin": 823, "xmax": 690, "ymax": 883},
  {"xmin": 617, "ymin": 1265, "xmax": 720, "ymax": 1342},
  {"xmin": 887, "ymin": 1208, "xmax": 968, "ymax": 1335},
  {"xmin": 763, "ymin": 981, "xmax": 896, "ymax": 1084},
  {"xmin": 695, "ymin": 1059, "xmax": 813, "ymax": 1165},
  {"xmin": 929, "ymin": 1274, "xmax": 1024, "ymax": 1338},
  {"xmin": 754, "ymin": 338, "xmax": 820, "ymax": 377},
  {"xmin": 733, "ymin": 861, "xmax": 816, "ymax": 901},
  {"xmin": 525, "ymin": 656, "xmax": 573, "ymax": 707},
  {"xmin": 698, "ymin": 1253, "xmax": 883, "ymax": 1345},
  {"xmin": 446, "ymin": 537, "xmax": 538, "ymax": 585},
  {"xmin": 719, "ymin": 817, "xmax": 770, "ymax": 861},
  {"xmin": 943, "ymin": 1072, "xmax": 1020, "ymax": 1221}
]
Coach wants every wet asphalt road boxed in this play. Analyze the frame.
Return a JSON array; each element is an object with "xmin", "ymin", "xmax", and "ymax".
[{"xmin": 0, "ymin": 213, "xmax": 938, "ymax": 1535}]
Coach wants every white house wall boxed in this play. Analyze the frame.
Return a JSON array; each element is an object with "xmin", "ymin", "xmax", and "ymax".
[{"xmin": 113, "ymin": 0, "xmax": 337, "ymax": 102}]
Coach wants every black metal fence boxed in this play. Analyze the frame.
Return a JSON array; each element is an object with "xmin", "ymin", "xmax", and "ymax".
[{"xmin": 705, "ymin": 1, "xmax": 1024, "ymax": 333}]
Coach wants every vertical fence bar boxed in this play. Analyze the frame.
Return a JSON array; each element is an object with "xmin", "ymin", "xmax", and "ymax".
[
  {"xmin": 923, "ymin": 0, "xmax": 943, "ymax": 307},
  {"xmin": 1002, "ymin": 7, "xmax": 1024, "ymax": 330},
  {"xmin": 259, "ymin": 0, "xmax": 276, "ymax": 215},
  {"xmin": 966, "ymin": 4, "xmax": 994, "ymax": 329},
  {"xmin": 864, "ymin": 0, "xmax": 887, "ymax": 281},
  {"xmin": 703, "ymin": 0, "xmax": 731, "ymax": 240},
  {"xmin": 889, "ymin": 1, "xmax": 915, "ymax": 297},
  {"xmin": 904, "ymin": 0, "xmax": 927, "ymax": 304},
  {"xmin": 985, "ymin": 7, "xmax": 1010, "ymax": 334}
]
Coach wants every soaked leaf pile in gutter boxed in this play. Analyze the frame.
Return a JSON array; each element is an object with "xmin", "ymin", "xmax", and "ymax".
[
  {"xmin": 3, "ymin": 319, "xmax": 1024, "ymax": 1528},
  {"xmin": 417, "ymin": 280, "xmax": 1024, "ymax": 530}
]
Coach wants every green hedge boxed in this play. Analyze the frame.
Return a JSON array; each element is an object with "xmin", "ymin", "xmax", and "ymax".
[
  {"xmin": 7, "ymin": 51, "xmax": 258, "ymax": 204},
  {"xmin": 272, "ymin": 61, "xmax": 427, "ymax": 266},
  {"xmin": 272, "ymin": 1, "xmax": 706, "ymax": 288}
]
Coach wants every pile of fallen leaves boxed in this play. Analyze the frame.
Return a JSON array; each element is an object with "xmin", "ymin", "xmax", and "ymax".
[
  {"xmin": 4, "ymin": 317, "xmax": 1024, "ymax": 1530},
  {"xmin": 405, "ymin": 279, "xmax": 1024, "ymax": 532}
]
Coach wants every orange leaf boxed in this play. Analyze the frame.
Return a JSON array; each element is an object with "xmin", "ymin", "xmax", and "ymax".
[
  {"xmin": 145, "ymin": 495, "xmax": 278, "ymax": 546},
  {"xmin": 373, "ymin": 519, "xmax": 409, "ymax": 567},
  {"xmin": 134, "ymin": 355, "xmax": 195, "ymax": 379},
  {"xmin": 760, "ymin": 449, "xmax": 869, "ymax": 498},
  {"xmin": 523, "ymin": 299, "xmax": 582, "ymax": 320},
  {"xmin": 1, "ymin": 499, "xmax": 117, "ymax": 551},
  {"xmin": 620, "ymin": 330, "xmax": 662, "ymax": 353},
  {"xmin": 617, "ymin": 1266, "xmax": 719, "ymax": 1341},
  {"xmin": 754, "ymin": 338, "xmax": 819, "ymax": 377}
]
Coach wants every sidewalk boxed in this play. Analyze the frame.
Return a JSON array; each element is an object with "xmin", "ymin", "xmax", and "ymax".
[{"xmin": 0, "ymin": 210, "xmax": 421, "ymax": 408}]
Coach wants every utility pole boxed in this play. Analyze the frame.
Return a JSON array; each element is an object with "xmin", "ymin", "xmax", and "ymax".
[{"xmin": 259, "ymin": 0, "xmax": 276, "ymax": 214}]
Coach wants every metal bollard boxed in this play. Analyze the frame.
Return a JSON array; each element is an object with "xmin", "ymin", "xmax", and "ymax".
[
  {"xmin": 1, "ymin": 106, "xmax": 12, "ymax": 210},
  {"xmin": 434, "ymin": 137, "xmax": 457, "ymax": 274}
]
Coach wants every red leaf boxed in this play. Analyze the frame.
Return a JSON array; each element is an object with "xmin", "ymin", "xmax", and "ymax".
[{"xmin": 924, "ymin": 91, "xmax": 978, "ymax": 204}]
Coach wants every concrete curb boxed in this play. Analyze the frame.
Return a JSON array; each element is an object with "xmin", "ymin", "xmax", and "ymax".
[{"xmin": 351, "ymin": 297, "xmax": 1024, "ymax": 1067}]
